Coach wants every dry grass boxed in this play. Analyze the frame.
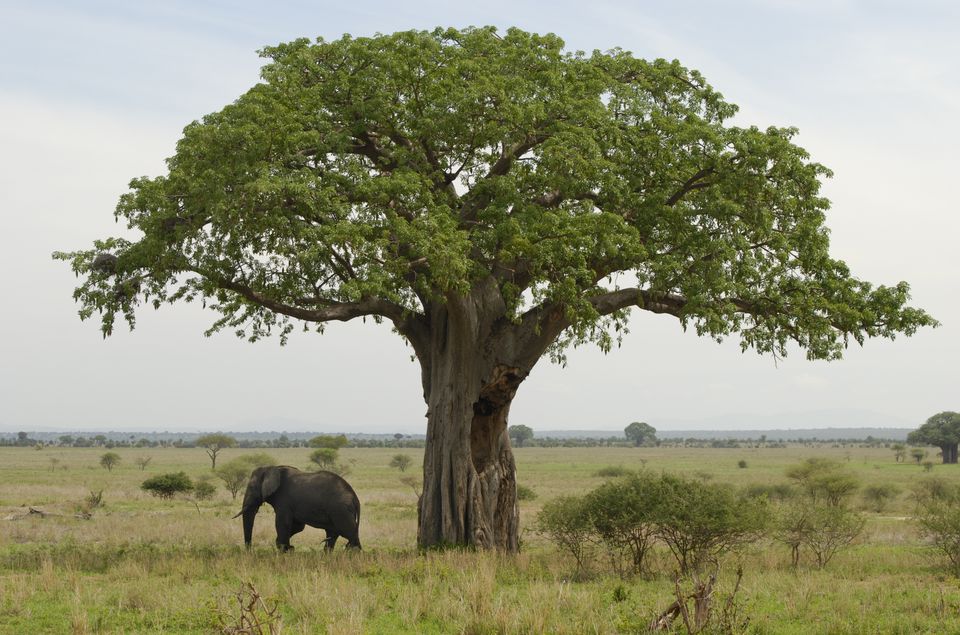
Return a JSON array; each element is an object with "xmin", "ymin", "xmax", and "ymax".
[{"xmin": 2, "ymin": 444, "xmax": 960, "ymax": 632}]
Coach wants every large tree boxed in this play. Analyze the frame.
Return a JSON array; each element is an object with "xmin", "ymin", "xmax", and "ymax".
[
  {"xmin": 908, "ymin": 412, "xmax": 960, "ymax": 464},
  {"xmin": 55, "ymin": 27, "xmax": 935, "ymax": 551}
]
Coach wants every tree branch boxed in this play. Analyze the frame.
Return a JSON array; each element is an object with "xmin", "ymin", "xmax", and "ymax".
[{"xmin": 665, "ymin": 168, "xmax": 715, "ymax": 207}]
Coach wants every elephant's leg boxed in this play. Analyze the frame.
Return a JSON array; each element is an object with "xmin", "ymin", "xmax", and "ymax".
[
  {"xmin": 275, "ymin": 515, "xmax": 294, "ymax": 552},
  {"xmin": 324, "ymin": 531, "xmax": 339, "ymax": 551}
]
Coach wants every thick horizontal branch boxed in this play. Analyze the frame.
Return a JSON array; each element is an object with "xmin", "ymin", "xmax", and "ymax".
[{"xmin": 589, "ymin": 288, "xmax": 689, "ymax": 317}]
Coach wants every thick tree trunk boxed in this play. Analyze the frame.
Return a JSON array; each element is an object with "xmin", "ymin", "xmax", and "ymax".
[
  {"xmin": 940, "ymin": 444, "xmax": 958, "ymax": 464},
  {"xmin": 416, "ymin": 294, "xmax": 527, "ymax": 551}
]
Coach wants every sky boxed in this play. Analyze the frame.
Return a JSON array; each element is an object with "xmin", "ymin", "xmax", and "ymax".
[{"xmin": 0, "ymin": 1, "xmax": 957, "ymax": 433}]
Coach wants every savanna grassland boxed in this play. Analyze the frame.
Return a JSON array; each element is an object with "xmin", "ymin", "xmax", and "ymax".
[{"xmin": 1, "ymin": 443, "xmax": 958, "ymax": 634}]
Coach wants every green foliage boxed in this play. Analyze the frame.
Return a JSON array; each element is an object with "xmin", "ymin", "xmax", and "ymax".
[
  {"xmin": 99, "ymin": 452, "xmax": 121, "ymax": 472},
  {"xmin": 516, "ymin": 484, "xmax": 537, "ymax": 501},
  {"xmin": 535, "ymin": 496, "xmax": 594, "ymax": 574},
  {"xmin": 55, "ymin": 27, "xmax": 934, "ymax": 366},
  {"xmin": 655, "ymin": 474, "xmax": 769, "ymax": 574},
  {"xmin": 737, "ymin": 459, "xmax": 748, "ymax": 469},
  {"xmin": 785, "ymin": 458, "xmax": 859, "ymax": 506},
  {"xmin": 216, "ymin": 460, "xmax": 253, "ymax": 500},
  {"xmin": 862, "ymin": 484, "xmax": 901, "ymax": 512},
  {"xmin": 216, "ymin": 453, "xmax": 276, "ymax": 499},
  {"xmin": 141, "ymin": 472, "xmax": 194, "ymax": 499},
  {"xmin": 803, "ymin": 505, "xmax": 866, "ymax": 569},
  {"xmin": 508, "ymin": 425, "xmax": 534, "ymax": 448},
  {"xmin": 907, "ymin": 412, "xmax": 960, "ymax": 463},
  {"xmin": 910, "ymin": 448, "xmax": 928, "ymax": 464},
  {"xmin": 309, "ymin": 448, "xmax": 339, "ymax": 469},
  {"xmin": 309, "ymin": 435, "xmax": 348, "ymax": 449},
  {"xmin": 915, "ymin": 484, "xmax": 960, "ymax": 574},
  {"xmin": 624, "ymin": 422, "xmax": 656, "ymax": 447},
  {"xmin": 584, "ymin": 472, "xmax": 662, "ymax": 576},
  {"xmin": 192, "ymin": 476, "xmax": 217, "ymax": 501},
  {"xmin": 195, "ymin": 434, "xmax": 237, "ymax": 469},
  {"xmin": 743, "ymin": 483, "xmax": 797, "ymax": 502},
  {"xmin": 389, "ymin": 454, "xmax": 413, "ymax": 472},
  {"xmin": 593, "ymin": 465, "xmax": 633, "ymax": 478}
]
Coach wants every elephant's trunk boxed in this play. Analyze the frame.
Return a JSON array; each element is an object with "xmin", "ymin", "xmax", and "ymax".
[{"xmin": 242, "ymin": 507, "xmax": 258, "ymax": 547}]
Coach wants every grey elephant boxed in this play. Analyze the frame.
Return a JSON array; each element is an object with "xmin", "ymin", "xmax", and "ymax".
[{"xmin": 234, "ymin": 465, "xmax": 361, "ymax": 551}]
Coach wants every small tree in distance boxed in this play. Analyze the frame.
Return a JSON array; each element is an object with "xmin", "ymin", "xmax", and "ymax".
[
  {"xmin": 508, "ymin": 425, "xmax": 534, "ymax": 448},
  {"xmin": 134, "ymin": 456, "xmax": 152, "ymax": 471},
  {"xmin": 390, "ymin": 454, "xmax": 413, "ymax": 472},
  {"xmin": 624, "ymin": 422, "xmax": 656, "ymax": 447},
  {"xmin": 100, "ymin": 452, "xmax": 121, "ymax": 472},
  {"xmin": 309, "ymin": 434, "xmax": 349, "ymax": 449},
  {"xmin": 195, "ymin": 433, "xmax": 237, "ymax": 469}
]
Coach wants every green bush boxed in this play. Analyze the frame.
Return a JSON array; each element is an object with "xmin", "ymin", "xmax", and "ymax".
[
  {"xmin": 915, "ymin": 486, "xmax": 960, "ymax": 574},
  {"xmin": 862, "ymin": 484, "xmax": 901, "ymax": 512},
  {"xmin": 141, "ymin": 472, "xmax": 193, "ymax": 499},
  {"xmin": 389, "ymin": 454, "xmax": 412, "ymax": 472},
  {"xmin": 744, "ymin": 483, "xmax": 796, "ymax": 502},
  {"xmin": 535, "ymin": 496, "xmax": 595, "ymax": 574},
  {"xmin": 786, "ymin": 458, "xmax": 859, "ymax": 506},
  {"xmin": 584, "ymin": 471, "xmax": 662, "ymax": 576},
  {"xmin": 193, "ymin": 477, "xmax": 217, "ymax": 501},
  {"xmin": 655, "ymin": 474, "xmax": 768, "ymax": 573},
  {"xmin": 593, "ymin": 465, "xmax": 632, "ymax": 478},
  {"xmin": 516, "ymin": 484, "xmax": 537, "ymax": 501}
]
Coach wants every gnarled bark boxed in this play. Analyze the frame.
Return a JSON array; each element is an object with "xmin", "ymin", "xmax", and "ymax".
[{"xmin": 415, "ymin": 287, "xmax": 538, "ymax": 551}]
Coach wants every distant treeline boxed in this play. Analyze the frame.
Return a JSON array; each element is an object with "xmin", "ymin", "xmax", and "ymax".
[{"xmin": 0, "ymin": 430, "xmax": 908, "ymax": 450}]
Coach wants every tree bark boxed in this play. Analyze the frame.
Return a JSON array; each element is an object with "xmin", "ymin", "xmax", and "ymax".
[
  {"xmin": 415, "ymin": 289, "xmax": 532, "ymax": 551},
  {"xmin": 940, "ymin": 444, "xmax": 958, "ymax": 464}
]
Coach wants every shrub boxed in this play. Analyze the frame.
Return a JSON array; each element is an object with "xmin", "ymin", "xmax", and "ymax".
[
  {"xmin": 744, "ymin": 483, "xmax": 796, "ymax": 502},
  {"xmin": 655, "ymin": 474, "xmax": 768, "ymax": 574},
  {"xmin": 99, "ymin": 452, "xmax": 121, "ymax": 472},
  {"xmin": 774, "ymin": 500, "xmax": 865, "ymax": 568},
  {"xmin": 862, "ymin": 484, "xmax": 901, "ymax": 512},
  {"xmin": 193, "ymin": 476, "xmax": 217, "ymax": 501},
  {"xmin": 309, "ymin": 448, "xmax": 339, "ymax": 469},
  {"xmin": 737, "ymin": 459, "xmax": 748, "ymax": 469},
  {"xmin": 134, "ymin": 456, "xmax": 152, "ymax": 471},
  {"xmin": 536, "ymin": 496, "xmax": 595, "ymax": 574},
  {"xmin": 584, "ymin": 471, "xmax": 662, "ymax": 576},
  {"xmin": 217, "ymin": 460, "xmax": 254, "ymax": 500},
  {"xmin": 593, "ymin": 465, "xmax": 632, "ymax": 478},
  {"xmin": 805, "ymin": 505, "xmax": 866, "ymax": 568},
  {"xmin": 785, "ymin": 458, "xmax": 859, "ymax": 506},
  {"xmin": 141, "ymin": 472, "xmax": 194, "ymax": 499},
  {"xmin": 916, "ymin": 490, "xmax": 960, "ymax": 574},
  {"xmin": 389, "ymin": 454, "xmax": 412, "ymax": 472},
  {"xmin": 309, "ymin": 434, "xmax": 348, "ymax": 449},
  {"xmin": 516, "ymin": 484, "xmax": 537, "ymax": 501}
]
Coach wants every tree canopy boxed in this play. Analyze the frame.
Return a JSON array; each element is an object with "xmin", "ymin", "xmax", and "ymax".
[
  {"xmin": 909, "ymin": 412, "xmax": 960, "ymax": 464},
  {"xmin": 624, "ymin": 421, "xmax": 656, "ymax": 446},
  {"xmin": 508, "ymin": 424, "xmax": 534, "ymax": 447},
  {"xmin": 56, "ymin": 26, "xmax": 935, "ymax": 550}
]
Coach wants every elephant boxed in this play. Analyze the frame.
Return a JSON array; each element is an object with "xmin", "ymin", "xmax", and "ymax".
[{"xmin": 234, "ymin": 465, "xmax": 361, "ymax": 551}]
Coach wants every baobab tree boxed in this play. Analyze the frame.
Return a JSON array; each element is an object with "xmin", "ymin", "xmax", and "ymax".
[{"xmin": 55, "ymin": 27, "xmax": 935, "ymax": 551}]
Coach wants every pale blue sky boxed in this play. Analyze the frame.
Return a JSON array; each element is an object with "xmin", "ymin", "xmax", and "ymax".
[{"xmin": 1, "ymin": 1, "xmax": 956, "ymax": 432}]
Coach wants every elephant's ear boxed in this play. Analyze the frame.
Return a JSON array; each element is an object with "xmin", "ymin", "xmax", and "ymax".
[{"xmin": 261, "ymin": 468, "xmax": 283, "ymax": 499}]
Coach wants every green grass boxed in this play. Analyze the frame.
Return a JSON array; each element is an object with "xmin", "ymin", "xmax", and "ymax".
[{"xmin": 1, "ymin": 444, "xmax": 957, "ymax": 633}]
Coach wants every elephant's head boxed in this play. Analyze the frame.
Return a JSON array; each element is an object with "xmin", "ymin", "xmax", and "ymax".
[{"xmin": 235, "ymin": 465, "xmax": 284, "ymax": 546}]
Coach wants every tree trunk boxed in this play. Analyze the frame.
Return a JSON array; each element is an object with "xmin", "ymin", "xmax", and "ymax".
[
  {"xmin": 416, "ymin": 295, "xmax": 527, "ymax": 551},
  {"xmin": 941, "ymin": 444, "xmax": 958, "ymax": 464}
]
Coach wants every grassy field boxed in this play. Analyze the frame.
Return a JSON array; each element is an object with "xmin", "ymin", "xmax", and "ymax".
[{"xmin": 1, "ymin": 443, "xmax": 958, "ymax": 634}]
